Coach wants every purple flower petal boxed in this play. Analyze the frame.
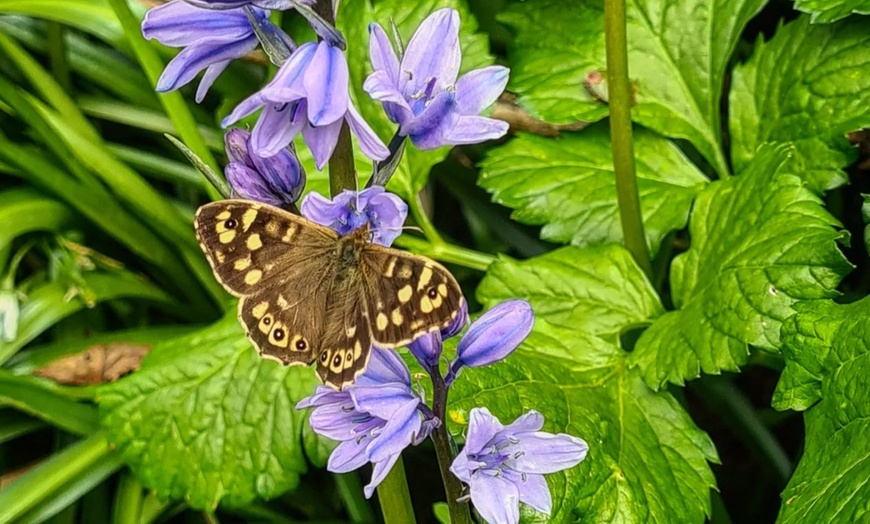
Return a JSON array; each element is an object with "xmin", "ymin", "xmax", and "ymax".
[
  {"xmin": 455, "ymin": 300, "xmax": 533, "ymax": 368},
  {"xmin": 401, "ymin": 91, "xmax": 459, "ymax": 150},
  {"xmin": 449, "ymin": 449, "xmax": 481, "ymax": 484},
  {"xmin": 295, "ymin": 385, "xmax": 346, "ymax": 410},
  {"xmin": 250, "ymin": 102, "xmax": 306, "ymax": 157},
  {"xmin": 142, "ymin": 2, "xmax": 253, "ymax": 47},
  {"xmin": 504, "ymin": 470, "xmax": 552, "ymax": 515},
  {"xmin": 351, "ymin": 384, "xmax": 418, "ymax": 420},
  {"xmin": 261, "ymin": 42, "xmax": 318, "ymax": 103},
  {"xmin": 221, "ymin": 91, "xmax": 266, "ymax": 127},
  {"xmin": 344, "ymin": 103, "xmax": 390, "ymax": 162},
  {"xmin": 299, "ymin": 191, "xmax": 340, "ymax": 227},
  {"xmin": 303, "ymin": 42, "xmax": 349, "ymax": 126},
  {"xmin": 301, "ymin": 118, "xmax": 343, "ymax": 170},
  {"xmin": 368, "ymin": 23, "xmax": 400, "ymax": 82},
  {"xmin": 353, "ymin": 347, "xmax": 411, "ymax": 387},
  {"xmin": 364, "ymin": 399, "xmax": 421, "ymax": 462},
  {"xmin": 156, "ymin": 35, "xmax": 258, "ymax": 93},
  {"xmin": 408, "ymin": 332, "xmax": 441, "ymax": 373},
  {"xmin": 363, "ymin": 70, "xmax": 411, "ymax": 109},
  {"xmin": 197, "ymin": 60, "xmax": 231, "ymax": 102},
  {"xmin": 364, "ymin": 451, "xmax": 401, "ymax": 498},
  {"xmin": 328, "ymin": 437, "xmax": 371, "ymax": 473},
  {"xmin": 308, "ymin": 403, "xmax": 367, "ymax": 441},
  {"xmin": 455, "ymin": 66, "xmax": 509, "ymax": 115},
  {"xmin": 442, "ymin": 299, "xmax": 468, "ymax": 338},
  {"xmin": 469, "ymin": 470, "xmax": 521, "ymax": 524},
  {"xmin": 465, "ymin": 407, "xmax": 503, "ymax": 455},
  {"xmin": 498, "ymin": 409, "xmax": 544, "ymax": 436},
  {"xmin": 505, "ymin": 432, "xmax": 589, "ymax": 475},
  {"xmin": 444, "ymin": 115, "xmax": 509, "ymax": 145},
  {"xmin": 400, "ymin": 8, "xmax": 461, "ymax": 98},
  {"xmin": 224, "ymin": 128, "xmax": 254, "ymax": 165}
]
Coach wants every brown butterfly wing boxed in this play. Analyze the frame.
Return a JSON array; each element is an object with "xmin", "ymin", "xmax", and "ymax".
[
  {"xmin": 195, "ymin": 200, "xmax": 338, "ymax": 366},
  {"xmin": 360, "ymin": 245, "xmax": 464, "ymax": 347},
  {"xmin": 315, "ymin": 275, "xmax": 373, "ymax": 389}
]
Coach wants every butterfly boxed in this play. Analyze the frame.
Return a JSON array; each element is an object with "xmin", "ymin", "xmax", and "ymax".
[{"xmin": 194, "ymin": 199, "xmax": 463, "ymax": 389}]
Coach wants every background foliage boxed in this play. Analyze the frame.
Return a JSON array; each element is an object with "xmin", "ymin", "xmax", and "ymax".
[{"xmin": 0, "ymin": 0, "xmax": 868, "ymax": 522}]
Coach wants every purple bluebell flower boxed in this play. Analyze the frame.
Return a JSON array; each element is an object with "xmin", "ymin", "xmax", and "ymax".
[
  {"xmin": 222, "ymin": 40, "xmax": 389, "ymax": 168},
  {"xmin": 300, "ymin": 186, "xmax": 407, "ymax": 246},
  {"xmin": 142, "ymin": 1, "xmax": 272, "ymax": 102},
  {"xmin": 364, "ymin": 9, "xmax": 510, "ymax": 150},
  {"xmin": 446, "ymin": 300, "xmax": 532, "ymax": 385},
  {"xmin": 296, "ymin": 348, "xmax": 438, "ymax": 498},
  {"xmin": 450, "ymin": 408, "xmax": 588, "ymax": 524},
  {"xmin": 183, "ymin": 0, "xmax": 299, "ymax": 8},
  {"xmin": 223, "ymin": 129, "xmax": 306, "ymax": 206},
  {"xmin": 408, "ymin": 299, "xmax": 468, "ymax": 374}
]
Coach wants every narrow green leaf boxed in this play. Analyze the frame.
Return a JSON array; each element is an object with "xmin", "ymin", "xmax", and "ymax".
[
  {"xmin": 631, "ymin": 145, "xmax": 852, "ymax": 388},
  {"xmin": 479, "ymin": 126, "xmax": 708, "ymax": 256},
  {"xmin": 0, "ymin": 371, "xmax": 98, "ymax": 435},
  {"xmin": 106, "ymin": 143, "xmax": 203, "ymax": 188},
  {"xmin": 730, "ymin": 16, "xmax": 870, "ymax": 192},
  {"xmin": 0, "ymin": 409, "xmax": 45, "ymax": 444},
  {"xmin": 464, "ymin": 245, "xmax": 717, "ymax": 522},
  {"xmin": 0, "ymin": 188, "xmax": 76, "ymax": 252},
  {"xmin": 773, "ymin": 298, "xmax": 870, "ymax": 522},
  {"xmin": 98, "ymin": 315, "xmax": 326, "ymax": 510},
  {"xmin": 0, "ymin": 0, "xmax": 122, "ymax": 45},
  {"xmin": 165, "ymin": 134, "xmax": 230, "ymax": 198},
  {"xmin": 0, "ymin": 433, "xmax": 119, "ymax": 524}
]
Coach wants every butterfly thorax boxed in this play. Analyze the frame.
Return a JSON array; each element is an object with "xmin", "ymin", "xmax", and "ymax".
[{"xmin": 334, "ymin": 226, "xmax": 371, "ymax": 278}]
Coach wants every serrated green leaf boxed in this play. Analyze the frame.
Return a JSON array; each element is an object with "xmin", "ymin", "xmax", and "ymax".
[
  {"xmin": 794, "ymin": 0, "xmax": 870, "ymax": 24},
  {"xmin": 771, "ymin": 297, "xmax": 870, "ymax": 522},
  {"xmin": 479, "ymin": 126, "xmax": 708, "ymax": 256},
  {"xmin": 461, "ymin": 245, "xmax": 717, "ymax": 522},
  {"xmin": 97, "ymin": 315, "xmax": 325, "ymax": 510},
  {"xmin": 339, "ymin": 0, "xmax": 494, "ymax": 194},
  {"xmin": 729, "ymin": 16, "xmax": 870, "ymax": 192},
  {"xmin": 500, "ymin": 0, "xmax": 765, "ymax": 176},
  {"xmin": 630, "ymin": 145, "xmax": 851, "ymax": 389}
]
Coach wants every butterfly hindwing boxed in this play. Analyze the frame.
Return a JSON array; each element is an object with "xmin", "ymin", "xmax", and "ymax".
[
  {"xmin": 194, "ymin": 200, "xmax": 337, "ymax": 296},
  {"xmin": 316, "ymin": 282, "xmax": 373, "ymax": 389},
  {"xmin": 360, "ymin": 245, "xmax": 463, "ymax": 347}
]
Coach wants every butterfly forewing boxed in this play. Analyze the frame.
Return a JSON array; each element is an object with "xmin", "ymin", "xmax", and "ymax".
[{"xmin": 360, "ymin": 245, "xmax": 463, "ymax": 346}]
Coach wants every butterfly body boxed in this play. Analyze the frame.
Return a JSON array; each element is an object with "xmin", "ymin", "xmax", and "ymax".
[{"xmin": 194, "ymin": 200, "xmax": 463, "ymax": 389}]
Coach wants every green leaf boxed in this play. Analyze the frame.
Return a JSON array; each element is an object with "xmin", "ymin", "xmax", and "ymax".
[
  {"xmin": 460, "ymin": 245, "xmax": 717, "ymax": 522},
  {"xmin": 729, "ymin": 16, "xmax": 870, "ymax": 192},
  {"xmin": 630, "ymin": 145, "xmax": 851, "ymax": 389},
  {"xmin": 771, "ymin": 298, "xmax": 870, "ymax": 522},
  {"xmin": 0, "ymin": 371, "xmax": 98, "ymax": 435},
  {"xmin": 794, "ymin": 0, "xmax": 870, "ymax": 23},
  {"xmin": 479, "ymin": 126, "xmax": 708, "ymax": 256},
  {"xmin": 0, "ymin": 0, "xmax": 122, "ymax": 45},
  {"xmin": 0, "ymin": 187, "xmax": 76, "ymax": 252},
  {"xmin": 339, "ymin": 0, "xmax": 494, "ymax": 194},
  {"xmin": 98, "ymin": 315, "xmax": 325, "ymax": 510},
  {"xmin": 500, "ymin": 0, "xmax": 765, "ymax": 176}
]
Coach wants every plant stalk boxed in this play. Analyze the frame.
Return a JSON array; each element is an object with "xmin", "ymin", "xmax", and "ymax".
[
  {"xmin": 430, "ymin": 372, "xmax": 472, "ymax": 524},
  {"xmin": 328, "ymin": 122, "xmax": 357, "ymax": 195},
  {"xmin": 376, "ymin": 457, "xmax": 417, "ymax": 524},
  {"xmin": 604, "ymin": 0, "xmax": 652, "ymax": 278}
]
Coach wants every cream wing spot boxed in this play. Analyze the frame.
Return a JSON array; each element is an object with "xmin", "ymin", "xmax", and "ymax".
[
  {"xmin": 397, "ymin": 265, "xmax": 413, "ymax": 279},
  {"xmin": 418, "ymin": 266, "xmax": 433, "ymax": 290},
  {"xmin": 346, "ymin": 325, "xmax": 357, "ymax": 337},
  {"xmin": 265, "ymin": 221, "xmax": 279, "ymax": 235},
  {"xmin": 353, "ymin": 341, "xmax": 362, "ymax": 360},
  {"xmin": 385, "ymin": 257, "xmax": 397, "ymax": 277},
  {"xmin": 398, "ymin": 285, "xmax": 413, "ymax": 304},
  {"xmin": 376, "ymin": 312, "xmax": 389, "ymax": 331},
  {"xmin": 282, "ymin": 225, "xmax": 297, "ymax": 242},
  {"xmin": 431, "ymin": 294, "xmax": 443, "ymax": 308},
  {"xmin": 247, "ymin": 234, "xmax": 263, "ymax": 250},
  {"xmin": 241, "ymin": 209, "xmax": 257, "ymax": 231},
  {"xmin": 245, "ymin": 269, "xmax": 263, "ymax": 285},
  {"xmin": 252, "ymin": 301, "xmax": 269, "ymax": 319},
  {"xmin": 214, "ymin": 251, "xmax": 226, "ymax": 264},
  {"xmin": 438, "ymin": 283, "xmax": 448, "ymax": 297},
  {"xmin": 218, "ymin": 230, "xmax": 236, "ymax": 244},
  {"xmin": 259, "ymin": 313, "xmax": 274, "ymax": 334},
  {"xmin": 330, "ymin": 351, "xmax": 344, "ymax": 373},
  {"xmin": 420, "ymin": 296, "xmax": 434, "ymax": 314},
  {"xmin": 234, "ymin": 256, "xmax": 252, "ymax": 271},
  {"xmin": 391, "ymin": 308, "xmax": 404, "ymax": 325},
  {"xmin": 269, "ymin": 323, "xmax": 288, "ymax": 348},
  {"xmin": 277, "ymin": 294, "xmax": 290, "ymax": 310},
  {"xmin": 217, "ymin": 210, "xmax": 232, "ymax": 220}
]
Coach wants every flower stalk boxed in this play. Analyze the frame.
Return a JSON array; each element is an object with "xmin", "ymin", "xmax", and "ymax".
[
  {"xmin": 430, "ymin": 370, "xmax": 473, "ymax": 524},
  {"xmin": 376, "ymin": 457, "xmax": 417, "ymax": 524},
  {"xmin": 603, "ymin": 0, "xmax": 652, "ymax": 278}
]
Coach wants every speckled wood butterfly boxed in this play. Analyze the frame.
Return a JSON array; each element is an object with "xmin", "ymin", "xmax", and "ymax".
[{"xmin": 194, "ymin": 200, "xmax": 463, "ymax": 389}]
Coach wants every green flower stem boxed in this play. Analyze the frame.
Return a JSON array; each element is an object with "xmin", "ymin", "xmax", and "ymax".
[
  {"xmin": 329, "ymin": 122, "xmax": 358, "ymax": 195},
  {"xmin": 394, "ymin": 236, "xmax": 494, "ymax": 272},
  {"xmin": 376, "ymin": 457, "xmax": 417, "ymax": 524},
  {"xmin": 106, "ymin": 0, "xmax": 221, "ymax": 201},
  {"xmin": 603, "ymin": 0, "xmax": 652, "ymax": 279},
  {"xmin": 408, "ymin": 192, "xmax": 444, "ymax": 244},
  {"xmin": 430, "ymin": 371, "xmax": 472, "ymax": 524},
  {"xmin": 335, "ymin": 473, "xmax": 376, "ymax": 523}
]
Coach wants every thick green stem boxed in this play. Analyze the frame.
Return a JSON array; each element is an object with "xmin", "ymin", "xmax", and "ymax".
[
  {"xmin": 604, "ymin": 0, "xmax": 652, "ymax": 278},
  {"xmin": 335, "ymin": 473, "xmax": 376, "ymax": 523},
  {"xmin": 394, "ymin": 236, "xmax": 494, "ymax": 272},
  {"xmin": 376, "ymin": 457, "xmax": 417, "ymax": 524},
  {"xmin": 430, "ymin": 373, "xmax": 473, "ymax": 524}
]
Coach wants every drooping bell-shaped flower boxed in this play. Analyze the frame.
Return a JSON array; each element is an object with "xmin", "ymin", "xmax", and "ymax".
[
  {"xmin": 223, "ymin": 40, "xmax": 389, "ymax": 169},
  {"xmin": 182, "ymin": 0, "xmax": 298, "ymax": 8},
  {"xmin": 450, "ymin": 408, "xmax": 588, "ymax": 524},
  {"xmin": 223, "ymin": 128, "xmax": 306, "ymax": 206},
  {"xmin": 364, "ymin": 8, "xmax": 510, "ymax": 150},
  {"xmin": 407, "ymin": 299, "xmax": 468, "ymax": 374},
  {"xmin": 142, "ymin": 1, "xmax": 276, "ymax": 102},
  {"xmin": 300, "ymin": 186, "xmax": 407, "ymax": 246}
]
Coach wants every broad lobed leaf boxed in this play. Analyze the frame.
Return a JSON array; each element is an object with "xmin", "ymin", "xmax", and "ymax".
[
  {"xmin": 98, "ymin": 315, "xmax": 326, "ymax": 510},
  {"xmin": 500, "ymin": 0, "xmax": 765, "ymax": 176},
  {"xmin": 729, "ymin": 15, "xmax": 870, "ymax": 192},
  {"xmin": 631, "ymin": 145, "xmax": 851, "ymax": 389},
  {"xmin": 773, "ymin": 298, "xmax": 870, "ymax": 522},
  {"xmin": 459, "ymin": 245, "xmax": 718, "ymax": 522},
  {"xmin": 479, "ymin": 125, "xmax": 708, "ymax": 257},
  {"xmin": 795, "ymin": 0, "xmax": 870, "ymax": 25}
]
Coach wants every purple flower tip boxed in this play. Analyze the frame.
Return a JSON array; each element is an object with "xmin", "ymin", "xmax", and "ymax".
[
  {"xmin": 223, "ymin": 128, "xmax": 306, "ymax": 206},
  {"xmin": 365, "ymin": 8, "xmax": 510, "ymax": 150},
  {"xmin": 408, "ymin": 299, "xmax": 467, "ymax": 375},
  {"xmin": 450, "ymin": 408, "xmax": 588, "ymax": 524},
  {"xmin": 296, "ymin": 348, "xmax": 436, "ymax": 498},
  {"xmin": 446, "ymin": 300, "xmax": 533, "ymax": 385},
  {"xmin": 143, "ymin": 1, "xmax": 269, "ymax": 103},
  {"xmin": 300, "ymin": 186, "xmax": 407, "ymax": 246}
]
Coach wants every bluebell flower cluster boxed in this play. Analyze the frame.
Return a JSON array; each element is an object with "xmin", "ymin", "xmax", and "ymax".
[{"xmin": 142, "ymin": 2, "xmax": 587, "ymax": 521}]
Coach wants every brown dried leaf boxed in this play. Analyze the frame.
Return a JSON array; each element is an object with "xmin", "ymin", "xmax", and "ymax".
[{"xmin": 34, "ymin": 343, "xmax": 150, "ymax": 385}]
